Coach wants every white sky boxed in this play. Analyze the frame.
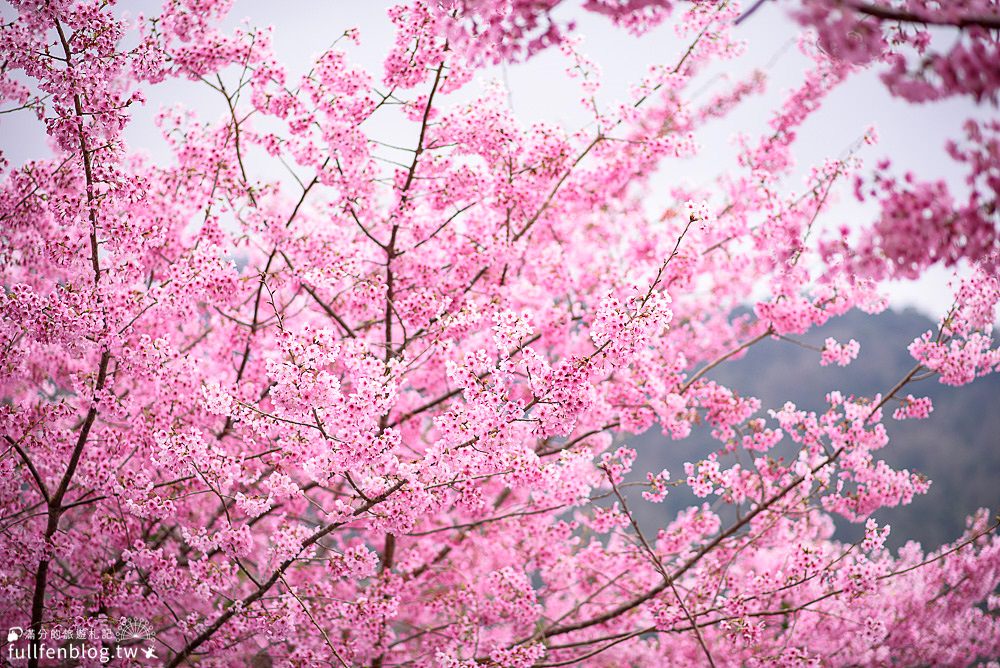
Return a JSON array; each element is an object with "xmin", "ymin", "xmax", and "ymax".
[{"xmin": 2, "ymin": 0, "xmax": 988, "ymax": 318}]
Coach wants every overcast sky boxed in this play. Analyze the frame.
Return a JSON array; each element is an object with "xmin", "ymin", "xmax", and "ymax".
[{"xmin": 2, "ymin": 0, "xmax": 988, "ymax": 318}]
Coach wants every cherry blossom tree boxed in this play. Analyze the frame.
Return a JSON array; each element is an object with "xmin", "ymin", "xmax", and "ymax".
[{"xmin": 1, "ymin": 0, "xmax": 999, "ymax": 666}]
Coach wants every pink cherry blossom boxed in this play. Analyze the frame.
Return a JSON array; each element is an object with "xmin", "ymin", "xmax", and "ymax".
[{"xmin": 1, "ymin": 1, "xmax": 999, "ymax": 666}]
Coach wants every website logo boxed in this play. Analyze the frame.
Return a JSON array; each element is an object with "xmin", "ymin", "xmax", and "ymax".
[{"xmin": 6, "ymin": 618, "xmax": 158, "ymax": 664}]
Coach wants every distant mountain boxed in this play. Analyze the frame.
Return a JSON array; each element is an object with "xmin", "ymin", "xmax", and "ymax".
[{"xmin": 622, "ymin": 309, "xmax": 1000, "ymax": 550}]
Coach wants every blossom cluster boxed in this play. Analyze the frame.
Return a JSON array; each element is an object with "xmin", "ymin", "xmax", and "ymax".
[{"xmin": 1, "ymin": 0, "xmax": 999, "ymax": 666}]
